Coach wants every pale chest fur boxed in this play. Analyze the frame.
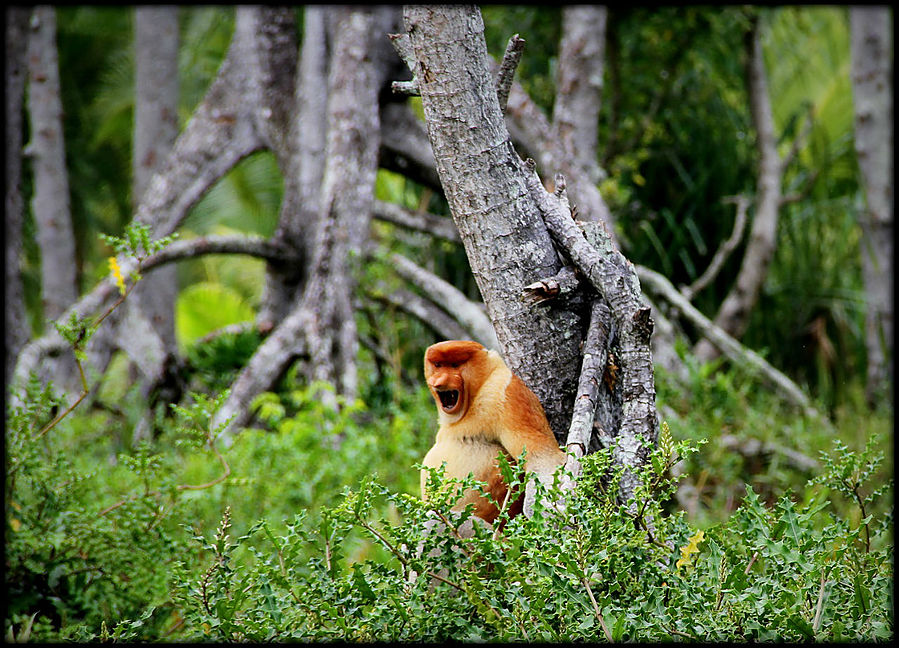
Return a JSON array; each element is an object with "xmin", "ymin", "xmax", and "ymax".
[{"xmin": 422, "ymin": 366, "xmax": 512, "ymax": 482}]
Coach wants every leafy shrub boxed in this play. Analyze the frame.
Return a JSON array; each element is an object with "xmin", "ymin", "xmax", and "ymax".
[{"xmin": 83, "ymin": 421, "xmax": 892, "ymax": 642}]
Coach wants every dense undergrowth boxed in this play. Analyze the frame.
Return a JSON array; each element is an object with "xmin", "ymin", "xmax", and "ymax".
[
  {"xmin": 4, "ymin": 226, "xmax": 893, "ymax": 640},
  {"xmin": 4, "ymin": 337, "xmax": 892, "ymax": 641}
]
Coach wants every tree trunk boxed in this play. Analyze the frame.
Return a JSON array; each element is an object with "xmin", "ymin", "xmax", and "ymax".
[
  {"xmin": 213, "ymin": 6, "xmax": 382, "ymax": 442},
  {"xmin": 6, "ymin": 7, "xmax": 30, "ymax": 388},
  {"xmin": 551, "ymin": 5, "xmax": 614, "ymax": 231},
  {"xmin": 402, "ymin": 5, "xmax": 661, "ymax": 505},
  {"xmin": 123, "ymin": 7, "xmax": 183, "ymax": 442},
  {"xmin": 26, "ymin": 6, "xmax": 78, "ymax": 323},
  {"xmin": 850, "ymin": 6, "xmax": 893, "ymax": 405},
  {"xmin": 694, "ymin": 17, "xmax": 782, "ymax": 362},
  {"xmin": 257, "ymin": 5, "xmax": 326, "ymax": 326},
  {"xmin": 25, "ymin": 6, "xmax": 82, "ymax": 396},
  {"xmin": 131, "ymin": 5, "xmax": 180, "ymax": 354},
  {"xmin": 402, "ymin": 5, "xmax": 588, "ymax": 441}
]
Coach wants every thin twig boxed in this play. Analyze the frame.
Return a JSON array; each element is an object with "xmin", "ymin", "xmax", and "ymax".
[
  {"xmin": 812, "ymin": 570, "xmax": 828, "ymax": 633},
  {"xmin": 681, "ymin": 196, "xmax": 749, "ymax": 301},
  {"xmin": 492, "ymin": 486, "xmax": 515, "ymax": 541},
  {"xmin": 744, "ymin": 551, "xmax": 759, "ymax": 574},
  {"xmin": 582, "ymin": 576, "xmax": 614, "ymax": 642}
]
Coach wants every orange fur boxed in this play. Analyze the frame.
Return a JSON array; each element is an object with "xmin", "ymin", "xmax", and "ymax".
[{"xmin": 421, "ymin": 340, "xmax": 564, "ymax": 524}]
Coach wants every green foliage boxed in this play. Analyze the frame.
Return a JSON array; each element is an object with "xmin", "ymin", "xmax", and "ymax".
[
  {"xmin": 100, "ymin": 221, "xmax": 178, "ymax": 261},
  {"xmin": 175, "ymin": 282, "xmax": 256, "ymax": 353},
  {"xmin": 6, "ymin": 350, "xmax": 892, "ymax": 642}
]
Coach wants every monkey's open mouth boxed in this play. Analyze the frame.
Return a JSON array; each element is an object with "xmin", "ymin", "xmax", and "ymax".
[{"xmin": 437, "ymin": 389, "xmax": 460, "ymax": 412}]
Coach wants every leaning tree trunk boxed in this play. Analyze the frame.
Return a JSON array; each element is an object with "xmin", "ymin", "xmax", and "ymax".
[
  {"xmin": 850, "ymin": 6, "xmax": 893, "ymax": 406},
  {"xmin": 694, "ymin": 16, "xmax": 783, "ymax": 362},
  {"xmin": 12, "ymin": 6, "xmax": 295, "ymax": 401},
  {"xmin": 401, "ymin": 5, "xmax": 587, "ymax": 440},
  {"xmin": 401, "ymin": 5, "xmax": 658, "ymax": 502},
  {"xmin": 6, "ymin": 7, "xmax": 31, "ymax": 388}
]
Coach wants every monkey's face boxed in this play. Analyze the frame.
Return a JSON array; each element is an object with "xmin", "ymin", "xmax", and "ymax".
[{"xmin": 424, "ymin": 340, "xmax": 485, "ymax": 422}]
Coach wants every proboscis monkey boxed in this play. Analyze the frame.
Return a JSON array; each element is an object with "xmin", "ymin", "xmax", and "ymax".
[{"xmin": 421, "ymin": 340, "xmax": 566, "ymax": 524}]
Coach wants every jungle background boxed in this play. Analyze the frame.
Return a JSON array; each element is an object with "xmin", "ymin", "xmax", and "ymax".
[{"xmin": 4, "ymin": 5, "xmax": 893, "ymax": 642}]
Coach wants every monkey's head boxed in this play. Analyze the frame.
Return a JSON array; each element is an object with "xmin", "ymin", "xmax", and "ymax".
[{"xmin": 424, "ymin": 340, "xmax": 495, "ymax": 422}]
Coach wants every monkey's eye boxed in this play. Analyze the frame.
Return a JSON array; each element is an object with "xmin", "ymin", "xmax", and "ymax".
[{"xmin": 433, "ymin": 362, "xmax": 442, "ymax": 368}]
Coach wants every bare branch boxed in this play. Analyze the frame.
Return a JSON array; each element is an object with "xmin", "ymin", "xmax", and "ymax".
[
  {"xmin": 10, "ymin": 235, "xmax": 294, "ymax": 393},
  {"xmin": 681, "ymin": 195, "xmax": 750, "ymax": 301},
  {"xmin": 373, "ymin": 288, "xmax": 471, "ymax": 342},
  {"xmin": 522, "ymin": 265, "xmax": 580, "ymax": 305},
  {"xmin": 388, "ymin": 252, "xmax": 499, "ymax": 349},
  {"xmin": 524, "ymin": 161, "xmax": 657, "ymax": 501},
  {"xmin": 372, "ymin": 200, "xmax": 459, "ymax": 242},
  {"xmin": 141, "ymin": 235, "xmax": 296, "ymax": 271},
  {"xmin": 389, "ymin": 31, "xmax": 419, "ymax": 95},
  {"xmin": 564, "ymin": 299, "xmax": 611, "ymax": 473}
]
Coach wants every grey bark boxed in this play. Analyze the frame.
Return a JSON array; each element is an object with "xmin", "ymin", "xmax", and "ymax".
[
  {"xmin": 131, "ymin": 6, "xmax": 180, "ymax": 354},
  {"xmin": 125, "ymin": 7, "xmax": 182, "ymax": 442},
  {"xmin": 553, "ymin": 6, "xmax": 607, "ymax": 188},
  {"xmin": 258, "ymin": 5, "xmax": 325, "ymax": 326},
  {"xmin": 25, "ymin": 6, "xmax": 81, "ymax": 395},
  {"xmin": 850, "ymin": 6, "xmax": 893, "ymax": 405},
  {"xmin": 389, "ymin": 252, "xmax": 499, "ymax": 349},
  {"xmin": 501, "ymin": 6, "xmax": 615, "ymax": 237},
  {"xmin": 694, "ymin": 18, "xmax": 783, "ymax": 362},
  {"xmin": 402, "ymin": 5, "xmax": 588, "ymax": 441},
  {"xmin": 6, "ymin": 7, "xmax": 30, "ymax": 387},
  {"xmin": 527, "ymin": 172, "xmax": 659, "ymax": 502},
  {"xmin": 26, "ymin": 6, "xmax": 78, "ymax": 322},
  {"xmin": 213, "ymin": 7, "xmax": 381, "ymax": 442}
]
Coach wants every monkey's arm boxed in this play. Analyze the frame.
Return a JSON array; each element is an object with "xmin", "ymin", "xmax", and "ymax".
[{"xmin": 497, "ymin": 375, "xmax": 565, "ymax": 476}]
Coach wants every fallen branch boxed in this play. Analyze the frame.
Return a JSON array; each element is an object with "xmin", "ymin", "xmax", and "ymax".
[
  {"xmin": 563, "ymin": 299, "xmax": 611, "ymax": 477},
  {"xmin": 635, "ymin": 264, "xmax": 829, "ymax": 425},
  {"xmin": 525, "ymin": 166, "xmax": 658, "ymax": 503}
]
